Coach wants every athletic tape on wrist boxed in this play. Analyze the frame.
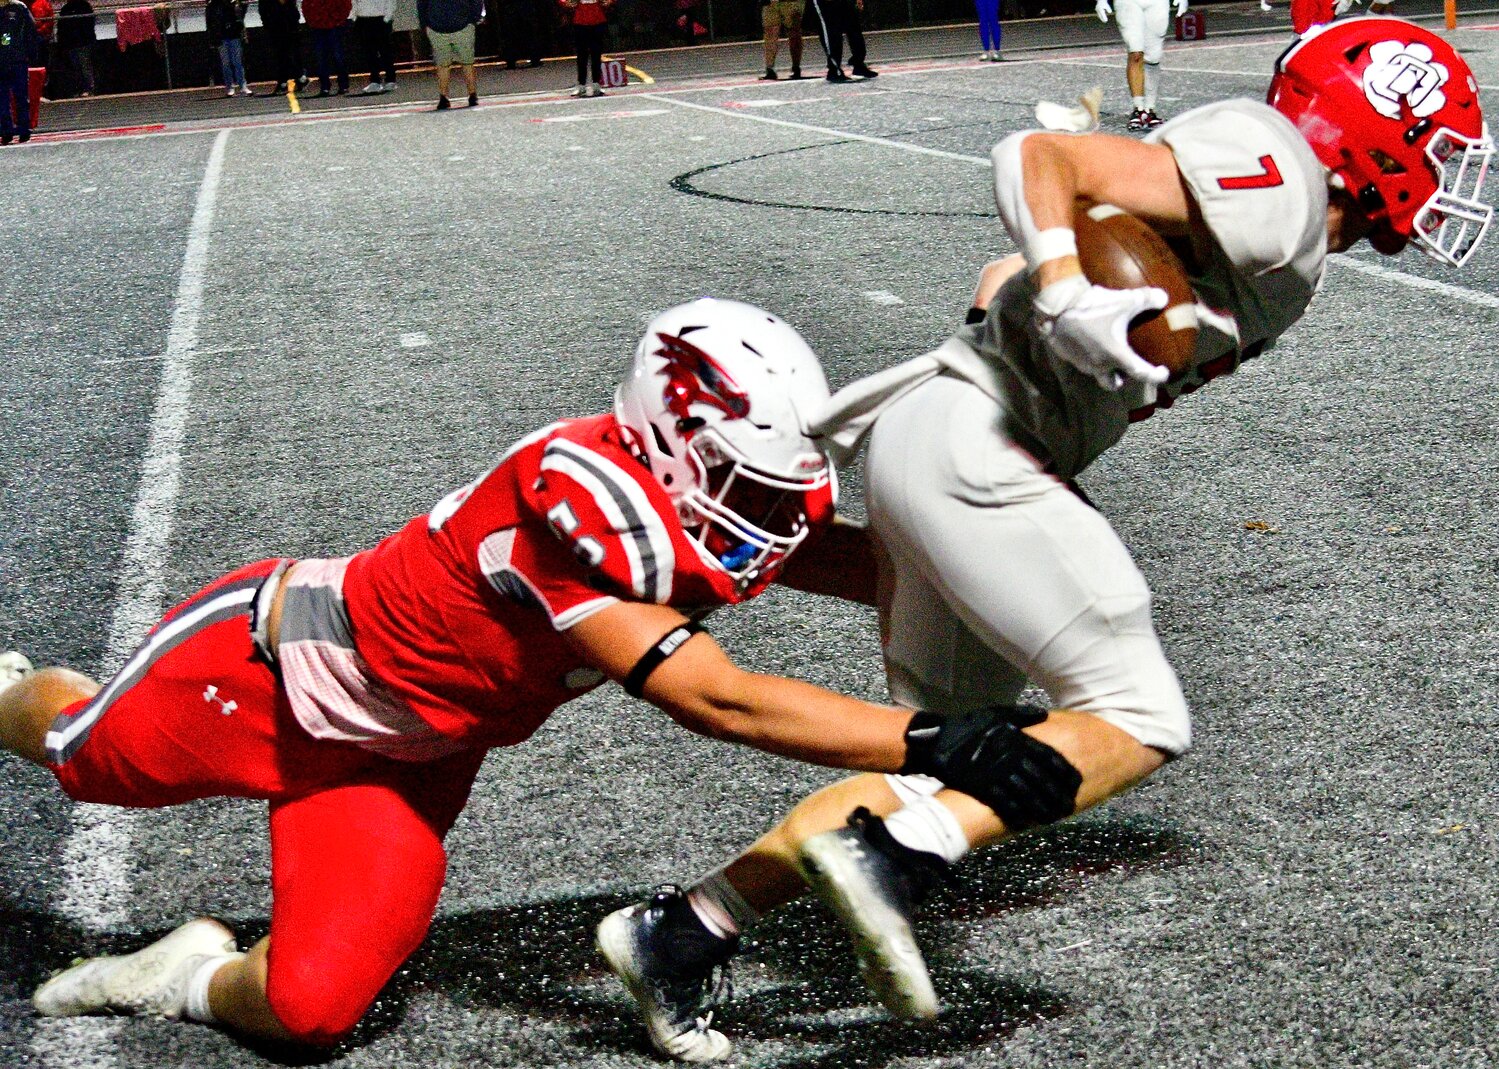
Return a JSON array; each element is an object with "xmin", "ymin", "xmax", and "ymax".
[
  {"xmin": 623, "ymin": 620, "xmax": 705, "ymax": 698},
  {"xmin": 1028, "ymin": 227, "xmax": 1079, "ymax": 269}
]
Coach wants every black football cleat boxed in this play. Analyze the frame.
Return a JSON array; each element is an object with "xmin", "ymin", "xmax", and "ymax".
[
  {"xmin": 798, "ymin": 807, "xmax": 949, "ymax": 1020},
  {"xmin": 597, "ymin": 887, "xmax": 738, "ymax": 1062}
]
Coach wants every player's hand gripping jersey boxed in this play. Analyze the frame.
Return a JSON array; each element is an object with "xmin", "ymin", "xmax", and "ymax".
[
  {"xmin": 276, "ymin": 414, "xmax": 818, "ymax": 760},
  {"xmin": 960, "ymin": 99, "xmax": 1328, "ymax": 479}
]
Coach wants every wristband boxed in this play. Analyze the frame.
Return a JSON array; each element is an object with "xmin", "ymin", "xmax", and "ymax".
[
  {"xmin": 899, "ymin": 710, "xmax": 945, "ymax": 775},
  {"xmin": 623, "ymin": 620, "xmax": 704, "ymax": 698},
  {"xmin": 1027, "ymin": 227, "xmax": 1079, "ymax": 270}
]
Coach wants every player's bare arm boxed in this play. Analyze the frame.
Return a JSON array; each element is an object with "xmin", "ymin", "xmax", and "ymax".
[
  {"xmin": 564, "ymin": 600, "xmax": 908, "ymax": 770},
  {"xmin": 1007, "ymin": 131, "xmax": 1193, "ymax": 291}
]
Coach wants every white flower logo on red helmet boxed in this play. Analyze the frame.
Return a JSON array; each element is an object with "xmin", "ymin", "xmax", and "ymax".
[{"xmin": 1362, "ymin": 39, "xmax": 1449, "ymax": 120}]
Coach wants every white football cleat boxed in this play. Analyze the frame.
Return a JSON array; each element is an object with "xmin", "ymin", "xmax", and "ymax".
[
  {"xmin": 0, "ymin": 651, "xmax": 33, "ymax": 697},
  {"xmin": 34, "ymin": 918, "xmax": 238, "ymax": 1019},
  {"xmin": 798, "ymin": 810, "xmax": 944, "ymax": 1021}
]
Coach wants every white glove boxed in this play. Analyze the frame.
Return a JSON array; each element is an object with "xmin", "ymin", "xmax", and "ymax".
[
  {"xmin": 1096, "ymin": 0, "xmax": 1111, "ymax": 20},
  {"xmin": 1034, "ymin": 275, "xmax": 1171, "ymax": 391},
  {"xmin": 1333, "ymin": 0, "xmax": 1359, "ymax": 13},
  {"xmin": 1174, "ymin": 0, "xmax": 1187, "ymax": 15}
]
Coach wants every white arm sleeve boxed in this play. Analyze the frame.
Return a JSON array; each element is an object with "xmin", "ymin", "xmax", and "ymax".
[{"xmin": 991, "ymin": 131, "xmax": 1079, "ymax": 272}]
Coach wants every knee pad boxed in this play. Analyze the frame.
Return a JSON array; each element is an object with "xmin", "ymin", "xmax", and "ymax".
[{"xmin": 1144, "ymin": 42, "xmax": 1163, "ymax": 63}]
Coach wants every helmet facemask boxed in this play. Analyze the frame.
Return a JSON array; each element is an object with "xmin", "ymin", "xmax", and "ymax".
[
  {"xmin": 679, "ymin": 427, "xmax": 834, "ymax": 583},
  {"xmin": 1411, "ymin": 124, "xmax": 1494, "ymax": 265}
]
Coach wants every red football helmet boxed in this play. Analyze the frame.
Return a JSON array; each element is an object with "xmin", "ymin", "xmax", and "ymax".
[{"xmin": 1269, "ymin": 17, "xmax": 1492, "ymax": 265}]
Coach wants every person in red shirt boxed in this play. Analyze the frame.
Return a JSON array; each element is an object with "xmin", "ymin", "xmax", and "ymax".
[
  {"xmin": 2, "ymin": 299, "xmax": 1027, "ymax": 1050},
  {"xmin": 301, "ymin": 0, "xmax": 350, "ymax": 95},
  {"xmin": 561, "ymin": 0, "xmax": 612, "ymax": 96},
  {"xmin": 27, "ymin": 0, "xmax": 52, "ymax": 93}
]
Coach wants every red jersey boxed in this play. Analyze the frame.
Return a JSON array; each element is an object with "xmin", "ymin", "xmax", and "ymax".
[
  {"xmin": 568, "ymin": 0, "xmax": 608, "ymax": 27},
  {"xmin": 280, "ymin": 415, "xmax": 751, "ymax": 759}
]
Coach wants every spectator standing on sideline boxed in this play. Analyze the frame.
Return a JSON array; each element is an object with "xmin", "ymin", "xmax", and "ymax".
[
  {"xmin": 56, "ymin": 0, "xmax": 91, "ymax": 94},
  {"xmin": 758, "ymin": 0, "xmax": 803, "ymax": 80},
  {"xmin": 206, "ymin": 0, "xmax": 252, "ymax": 95},
  {"xmin": 976, "ymin": 0, "xmax": 1000, "ymax": 59},
  {"xmin": 1097, "ymin": 0, "xmax": 1185, "ymax": 129},
  {"xmin": 418, "ymin": 0, "xmax": 480, "ymax": 108},
  {"xmin": 259, "ymin": 0, "xmax": 305, "ymax": 94},
  {"xmin": 807, "ymin": 0, "xmax": 875, "ymax": 82},
  {"xmin": 26, "ymin": 0, "xmax": 50, "ymax": 92},
  {"xmin": 353, "ymin": 0, "xmax": 394, "ymax": 93},
  {"xmin": 302, "ymin": 0, "xmax": 351, "ymax": 96},
  {"xmin": 0, "ymin": 0, "xmax": 39, "ymax": 144},
  {"xmin": 561, "ymin": 0, "xmax": 610, "ymax": 97},
  {"xmin": 497, "ymin": 0, "xmax": 544, "ymax": 68}
]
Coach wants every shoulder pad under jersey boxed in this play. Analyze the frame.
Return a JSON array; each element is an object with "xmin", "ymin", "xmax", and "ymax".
[
  {"xmin": 1149, "ymin": 99, "xmax": 1328, "ymax": 277},
  {"xmin": 527, "ymin": 419, "xmax": 685, "ymax": 604}
]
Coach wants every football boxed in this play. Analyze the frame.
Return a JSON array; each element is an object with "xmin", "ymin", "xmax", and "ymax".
[{"xmin": 1073, "ymin": 201, "xmax": 1198, "ymax": 378}]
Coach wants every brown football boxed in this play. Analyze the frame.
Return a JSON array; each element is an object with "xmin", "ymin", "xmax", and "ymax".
[{"xmin": 1073, "ymin": 201, "xmax": 1198, "ymax": 378}]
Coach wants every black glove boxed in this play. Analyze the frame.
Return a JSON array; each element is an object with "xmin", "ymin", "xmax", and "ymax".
[{"xmin": 899, "ymin": 705, "xmax": 1080, "ymax": 831}]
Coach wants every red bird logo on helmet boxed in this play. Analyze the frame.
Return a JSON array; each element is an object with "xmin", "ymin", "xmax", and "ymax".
[{"xmin": 654, "ymin": 332, "xmax": 752, "ymax": 423}]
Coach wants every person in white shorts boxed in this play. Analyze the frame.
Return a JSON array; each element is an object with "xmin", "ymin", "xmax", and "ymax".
[
  {"xmin": 1097, "ymin": 0, "xmax": 1185, "ymax": 129},
  {"xmin": 595, "ymin": 18, "xmax": 1494, "ymax": 1062}
]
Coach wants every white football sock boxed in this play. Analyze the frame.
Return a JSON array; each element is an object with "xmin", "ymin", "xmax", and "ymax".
[
  {"xmin": 883, "ymin": 795, "xmax": 971, "ymax": 865},
  {"xmin": 1144, "ymin": 63, "xmax": 1160, "ymax": 110},
  {"xmin": 184, "ymin": 953, "xmax": 243, "ymax": 1025},
  {"xmin": 687, "ymin": 870, "xmax": 759, "ymax": 940},
  {"xmin": 1131, "ymin": 94, "xmax": 1146, "ymax": 110}
]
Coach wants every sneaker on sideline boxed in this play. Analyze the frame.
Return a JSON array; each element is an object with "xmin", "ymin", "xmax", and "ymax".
[{"xmin": 0, "ymin": 651, "xmax": 32, "ymax": 696}]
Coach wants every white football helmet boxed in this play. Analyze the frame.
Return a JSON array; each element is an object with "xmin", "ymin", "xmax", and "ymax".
[{"xmin": 615, "ymin": 299, "xmax": 837, "ymax": 587}]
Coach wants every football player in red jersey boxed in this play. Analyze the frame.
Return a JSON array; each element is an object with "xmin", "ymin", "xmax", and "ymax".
[
  {"xmin": 599, "ymin": 19, "xmax": 1493, "ymax": 1062},
  {"xmin": 0, "ymin": 298, "xmax": 1042, "ymax": 1049}
]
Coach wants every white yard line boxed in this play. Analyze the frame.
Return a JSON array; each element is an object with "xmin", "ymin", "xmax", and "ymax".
[
  {"xmin": 32, "ymin": 127, "xmax": 230, "ymax": 1069},
  {"xmin": 1329, "ymin": 254, "xmax": 1499, "ymax": 310},
  {"xmin": 647, "ymin": 92, "xmax": 990, "ymax": 165},
  {"xmin": 648, "ymin": 93, "xmax": 1499, "ymax": 315}
]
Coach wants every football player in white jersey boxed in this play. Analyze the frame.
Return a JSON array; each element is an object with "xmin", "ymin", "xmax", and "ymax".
[
  {"xmin": 1097, "ymin": 0, "xmax": 1186, "ymax": 129},
  {"xmin": 597, "ymin": 18, "xmax": 1492, "ymax": 1062}
]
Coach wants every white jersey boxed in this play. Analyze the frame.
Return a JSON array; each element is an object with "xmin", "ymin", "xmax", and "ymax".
[{"xmin": 955, "ymin": 98, "xmax": 1329, "ymax": 480}]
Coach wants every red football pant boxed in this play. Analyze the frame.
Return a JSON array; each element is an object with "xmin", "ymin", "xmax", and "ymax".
[
  {"xmin": 1291, "ymin": 0, "xmax": 1334, "ymax": 34},
  {"xmin": 46, "ymin": 560, "xmax": 486, "ymax": 1044}
]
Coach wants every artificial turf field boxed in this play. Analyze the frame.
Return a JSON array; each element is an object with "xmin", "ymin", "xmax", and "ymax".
[{"xmin": 3, "ymin": 9, "xmax": 1499, "ymax": 1066}]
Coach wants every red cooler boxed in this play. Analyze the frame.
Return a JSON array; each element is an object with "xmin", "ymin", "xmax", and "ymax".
[{"xmin": 13, "ymin": 66, "xmax": 46, "ymax": 129}]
